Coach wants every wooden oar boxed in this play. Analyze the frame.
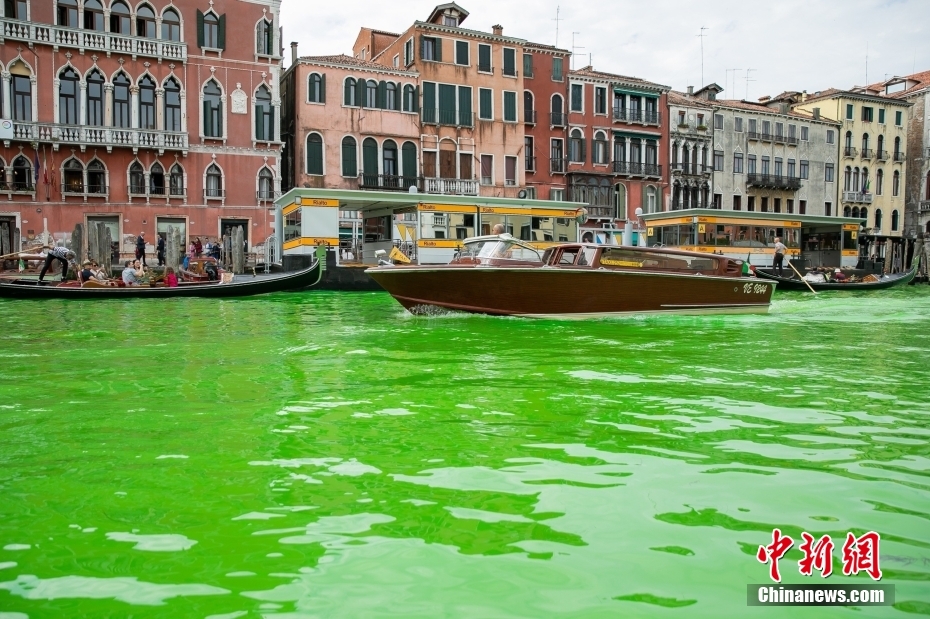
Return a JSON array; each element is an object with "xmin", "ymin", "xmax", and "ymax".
[{"xmin": 788, "ymin": 259, "xmax": 817, "ymax": 294}]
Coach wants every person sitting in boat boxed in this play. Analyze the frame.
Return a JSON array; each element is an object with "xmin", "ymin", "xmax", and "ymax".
[
  {"xmin": 79, "ymin": 261, "xmax": 95, "ymax": 283},
  {"xmin": 38, "ymin": 246, "xmax": 75, "ymax": 283},
  {"xmin": 122, "ymin": 260, "xmax": 144, "ymax": 286},
  {"xmin": 164, "ymin": 267, "xmax": 178, "ymax": 288},
  {"xmin": 832, "ymin": 268, "xmax": 848, "ymax": 282},
  {"xmin": 491, "ymin": 223, "xmax": 505, "ymax": 235}
]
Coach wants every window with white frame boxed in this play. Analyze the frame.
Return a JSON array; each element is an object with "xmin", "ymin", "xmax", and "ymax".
[
  {"xmin": 480, "ymin": 154, "xmax": 493, "ymax": 184},
  {"xmin": 203, "ymin": 80, "xmax": 223, "ymax": 137}
]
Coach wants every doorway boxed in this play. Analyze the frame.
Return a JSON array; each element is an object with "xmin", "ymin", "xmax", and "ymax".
[{"xmin": 220, "ymin": 218, "xmax": 250, "ymax": 249}]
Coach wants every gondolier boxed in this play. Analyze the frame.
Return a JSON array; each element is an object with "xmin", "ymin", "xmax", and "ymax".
[
  {"xmin": 38, "ymin": 246, "xmax": 75, "ymax": 283},
  {"xmin": 772, "ymin": 237, "xmax": 787, "ymax": 277}
]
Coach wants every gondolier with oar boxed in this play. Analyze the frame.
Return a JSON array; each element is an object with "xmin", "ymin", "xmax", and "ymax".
[
  {"xmin": 38, "ymin": 246, "xmax": 75, "ymax": 283},
  {"xmin": 772, "ymin": 237, "xmax": 787, "ymax": 277}
]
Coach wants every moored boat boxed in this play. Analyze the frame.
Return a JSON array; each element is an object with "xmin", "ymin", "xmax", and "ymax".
[{"xmin": 366, "ymin": 235, "xmax": 774, "ymax": 318}]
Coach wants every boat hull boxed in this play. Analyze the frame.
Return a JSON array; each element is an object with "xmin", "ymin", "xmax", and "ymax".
[
  {"xmin": 0, "ymin": 260, "xmax": 321, "ymax": 299},
  {"xmin": 755, "ymin": 266, "xmax": 916, "ymax": 291},
  {"xmin": 367, "ymin": 266, "xmax": 773, "ymax": 317}
]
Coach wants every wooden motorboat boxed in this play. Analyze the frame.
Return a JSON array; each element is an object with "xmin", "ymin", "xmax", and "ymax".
[
  {"xmin": 366, "ymin": 235, "xmax": 774, "ymax": 318},
  {"xmin": 0, "ymin": 259, "xmax": 321, "ymax": 299},
  {"xmin": 755, "ymin": 263, "xmax": 917, "ymax": 291}
]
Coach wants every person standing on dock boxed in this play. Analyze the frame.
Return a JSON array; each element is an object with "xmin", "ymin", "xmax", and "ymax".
[
  {"xmin": 38, "ymin": 246, "xmax": 75, "ymax": 283},
  {"xmin": 156, "ymin": 234, "xmax": 166, "ymax": 267},
  {"xmin": 772, "ymin": 237, "xmax": 787, "ymax": 276},
  {"xmin": 135, "ymin": 232, "xmax": 148, "ymax": 267}
]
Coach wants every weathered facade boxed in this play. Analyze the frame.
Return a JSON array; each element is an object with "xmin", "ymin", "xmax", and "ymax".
[
  {"xmin": 0, "ymin": 0, "xmax": 284, "ymax": 257},
  {"xmin": 668, "ymin": 86, "xmax": 715, "ymax": 210},
  {"xmin": 522, "ymin": 42, "xmax": 570, "ymax": 202}
]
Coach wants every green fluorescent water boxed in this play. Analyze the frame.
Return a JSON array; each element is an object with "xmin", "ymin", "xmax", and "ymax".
[{"xmin": 1, "ymin": 289, "xmax": 930, "ymax": 618}]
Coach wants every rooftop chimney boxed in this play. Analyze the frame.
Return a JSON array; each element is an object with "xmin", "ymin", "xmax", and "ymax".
[
  {"xmin": 687, "ymin": 86, "xmax": 694, "ymax": 95},
  {"xmin": 492, "ymin": 24, "xmax": 503, "ymax": 36},
  {"xmin": 812, "ymin": 107, "xmax": 821, "ymax": 120},
  {"xmin": 290, "ymin": 41, "xmax": 298, "ymax": 66}
]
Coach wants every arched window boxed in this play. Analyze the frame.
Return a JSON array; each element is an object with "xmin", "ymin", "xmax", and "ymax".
[
  {"xmin": 383, "ymin": 139, "xmax": 398, "ymax": 184},
  {"xmin": 5, "ymin": 0, "xmax": 27, "ymax": 20},
  {"xmin": 362, "ymin": 137, "xmax": 378, "ymax": 184},
  {"xmin": 255, "ymin": 85, "xmax": 273, "ymax": 141},
  {"xmin": 58, "ymin": 67, "xmax": 79, "ymax": 125},
  {"xmin": 169, "ymin": 164, "xmax": 184, "ymax": 196},
  {"xmin": 162, "ymin": 8, "xmax": 180, "ymax": 41},
  {"xmin": 894, "ymin": 136, "xmax": 901, "ymax": 157},
  {"xmin": 861, "ymin": 167, "xmax": 869, "ymax": 193},
  {"xmin": 57, "ymin": 0, "xmax": 78, "ymax": 27},
  {"xmin": 403, "ymin": 84, "xmax": 416, "ymax": 112},
  {"xmin": 164, "ymin": 78, "xmax": 181, "ymax": 132},
  {"xmin": 86, "ymin": 70, "xmax": 104, "ymax": 126},
  {"xmin": 62, "ymin": 159, "xmax": 84, "ymax": 193},
  {"xmin": 615, "ymin": 183, "xmax": 627, "ymax": 216},
  {"xmin": 205, "ymin": 164, "xmax": 223, "ymax": 197},
  {"xmin": 11, "ymin": 64, "xmax": 32, "ymax": 121},
  {"xmin": 569, "ymin": 128, "xmax": 584, "ymax": 163},
  {"xmin": 87, "ymin": 160, "xmax": 105, "ymax": 194},
  {"xmin": 341, "ymin": 136, "xmax": 357, "ymax": 177},
  {"xmin": 645, "ymin": 185, "xmax": 657, "ymax": 214},
  {"xmin": 256, "ymin": 19, "xmax": 273, "ymax": 55},
  {"xmin": 844, "ymin": 131, "xmax": 852, "ymax": 148},
  {"xmin": 593, "ymin": 130, "xmax": 608, "ymax": 165},
  {"xmin": 891, "ymin": 210, "xmax": 899, "ymax": 231},
  {"xmin": 877, "ymin": 134, "xmax": 884, "ymax": 157},
  {"xmin": 843, "ymin": 166, "xmax": 851, "ymax": 191},
  {"xmin": 893, "ymin": 170, "xmax": 900, "ymax": 196},
  {"xmin": 258, "ymin": 167, "xmax": 274, "ymax": 199},
  {"xmin": 149, "ymin": 162, "xmax": 165, "ymax": 194},
  {"xmin": 110, "ymin": 1, "xmax": 130, "ymax": 34},
  {"xmin": 852, "ymin": 167, "xmax": 860, "ymax": 193},
  {"xmin": 12, "ymin": 155, "xmax": 32, "ymax": 191},
  {"xmin": 113, "ymin": 72, "xmax": 130, "ymax": 128},
  {"xmin": 203, "ymin": 80, "xmax": 223, "ymax": 137},
  {"xmin": 366, "ymin": 80, "xmax": 377, "ymax": 108},
  {"xmin": 138, "ymin": 75, "xmax": 156, "ymax": 130},
  {"xmin": 551, "ymin": 94, "xmax": 564, "ymax": 124},
  {"xmin": 874, "ymin": 209, "xmax": 883, "ymax": 229},
  {"xmin": 308, "ymin": 73, "xmax": 324, "ymax": 103},
  {"xmin": 203, "ymin": 12, "xmax": 220, "ymax": 48},
  {"xmin": 860, "ymin": 208, "xmax": 868, "ymax": 222},
  {"xmin": 523, "ymin": 91, "xmax": 534, "ymax": 123},
  {"xmin": 136, "ymin": 4, "xmax": 156, "ymax": 38},
  {"xmin": 843, "ymin": 206, "xmax": 851, "ymax": 217},
  {"xmin": 84, "ymin": 0, "xmax": 104, "ymax": 30},
  {"xmin": 402, "ymin": 141, "xmax": 417, "ymax": 186},
  {"xmin": 344, "ymin": 77, "xmax": 357, "ymax": 106},
  {"xmin": 876, "ymin": 169, "xmax": 884, "ymax": 195},
  {"xmin": 129, "ymin": 162, "xmax": 145, "ymax": 194},
  {"xmin": 386, "ymin": 82, "xmax": 397, "ymax": 111},
  {"xmin": 852, "ymin": 207, "xmax": 860, "ymax": 218},
  {"xmin": 306, "ymin": 133, "xmax": 323, "ymax": 175},
  {"xmin": 614, "ymin": 136, "xmax": 626, "ymax": 164},
  {"xmin": 861, "ymin": 133, "xmax": 869, "ymax": 153}
]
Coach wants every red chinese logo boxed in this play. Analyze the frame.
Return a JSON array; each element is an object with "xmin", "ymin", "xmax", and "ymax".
[
  {"xmin": 842, "ymin": 531, "xmax": 882, "ymax": 580},
  {"xmin": 756, "ymin": 528, "xmax": 794, "ymax": 582},
  {"xmin": 758, "ymin": 529, "xmax": 882, "ymax": 582},
  {"xmin": 798, "ymin": 532, "xmax": 834, "ymax": 578}
]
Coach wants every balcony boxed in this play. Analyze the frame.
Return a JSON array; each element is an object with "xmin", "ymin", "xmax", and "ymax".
[
  {"xmin": 257, "ymin": 190, "xmax": 281, "ymax": 202},
  {"xmin": 894, "ymin": 152, "xmax": 905, "ymax": 162},
  {"xmin": 612, "ymin": 107, "xmax": 661, "ymax": 125},
  {"xmin": 613, "ymin": 161, "xmax": 662, "ymax": 177},
  {"xmin": 204, "ymin": 189, "xmax": 226, "ymax": 199},
  {"xmin": 423, "ymin": 177, "xmax": 478, "ymax": 196},
  {"xmin": 919, "ymin": 200, "xmax": 930, "ymax": 213},
  {"xmin": 63, "ymin": 184, "xmax": 108, "ymax": 197},
  {"xmin": 843, "ymin": 191, "xmax": 873, "ymax": 204},
  {"xmin": 359, "ymin": 174, "xmax": 419, "ymax": 191},
  {"xmin": 550, "ymin": 157, "xmax": 567, "ymax": 174},
  {"xmin": 550, "ymin": 112, "xmax": 566, "ymax": 127},
  {"xmin": 746, "ymin": 173, "xmax": 802, "ymax": 190},
  {"xmin": 747, "ymin": 130, "xmax": 760, "ymax": 141},
  {"xmin": 670, "ymin": 163, "xmax": 709, "ymax": 177},
  {"xmin": 786, "ymin": 135, "xmax": 799, "ymax": 145},
  {"xmin": 524, "ymin": 109, "xmax": 537, "ymax": 125},
  {"xmin": 1, "ymin": 17, "xmax": 187, "ymax": 62},
  {"xmin": 861, "ymin": 148, "xmax": 874, "ymax": 160},
  {"xmin": 844, "ymin": 146, "xmax": 858, "ymax": 158},
  {"xmin": 8, "ymin": 122, "xmax": 188, "ymax": 154},
  {"xmin": 525, "ymin": 156, "xmax": 536, "ymax": 173},
  {"xmin": 877, "ymin": 150, "xmax": 889, "ymax": 161},
  {"xmin": 586, "ymin": 206, "xmax": 617, "ymax": 219},
  {"xmin": 421, "ymin": 109, "xmax": 474, "ymax": 128}
]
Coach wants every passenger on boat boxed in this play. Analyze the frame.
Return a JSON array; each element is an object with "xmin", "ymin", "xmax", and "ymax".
[
  {"xmin": 79, "ymin": 261, "xmax": 94, "ymax": 283},
  {"xmin": 491, "ymin": 223, "xmax": 505, "ymax": 235},
  {"xmin": 38, "ymin": 246, "xmax": 75, "ymax": 283},
  {"xmin": 164, "ymin": 267, "xmax": 178, "ymax": 288},
  {"xmin": 194, "ymin": 237, "xmax": 203, "ymax": 256},
  {"xmin": 89, "ymin": 262, "xmax": 109, "ymax": 283},
  {"xmin": 833, "ymin": 268, "xmax": 848, "ymax": 282},
  {"xmin": 803, "ymin": 270, "xmax": 826, "ymax": 283},
  {"xmin": 122, "ymin": 260, "xmax": 144, "ymax": 286}
]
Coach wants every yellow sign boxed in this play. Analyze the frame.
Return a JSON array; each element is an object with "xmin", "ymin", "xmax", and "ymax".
[
  {"xmin": 851, "ymin": 231, "xmax": 858, "ymax": 239},
  {"xmin": 698, "ymin": 224, "xmax": 706, "ymax": 233},
  {"xmin": 306, "ymin": 198, "xmax": 339, "ymax": 207},
  {"xmin": 283, "ymin": 237, "xmax": 340, "ymax": 250},
  {"xmin": 600, "ymin": 258, "xmax": 643, "ymax": 267},
  {"xmin": 842, "ymin": 250, "xmax": 858, "ymax": 257},
  {"xmin": 418, "ymin": 203, "xmax": 478, "ymax": 214},
  {"xmin": 646, "ymin": 227, "xmax": 654, "ymax": 235},
  {"xmin": 843, "ymin": 224, "xmax": 860, "ymax": 231},
  {"xmin": 282, "ymin": 203, "xmax": 300, "ymax": 216},
  {"xmin": 418, "ymin": 239, "xmax": 463, "ymax": 248},
  {"xmin": 697, "ymin": 217, "xmax": 715, "ymax": 224},
  {"xmin": 389, "ymin": 246, "xmax": 411, "ymax": 263}
]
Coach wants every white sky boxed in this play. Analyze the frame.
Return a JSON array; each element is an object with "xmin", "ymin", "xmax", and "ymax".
[{"xmin": 281, "ymin": 0, "xmax": 929, "ymax": 99}]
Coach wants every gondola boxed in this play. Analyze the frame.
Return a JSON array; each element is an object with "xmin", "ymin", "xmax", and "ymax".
[
  {"xmin": 0, "ymin": 259, "xmax": 321, "ymax": 299},
  {"xmin": 755, "ymin": 263, "xmax": 917, "ymax": 291}
]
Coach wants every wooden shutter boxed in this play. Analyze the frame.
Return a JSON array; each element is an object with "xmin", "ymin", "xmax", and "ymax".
[
  {"xmin": 344, "ymin": 78, "xmax": 353, "ymax": 105},
  {"xmin": 402, "ymin": 142, "xmax": 416, "ymax": 178},
  {"xmin": 580, "ymin": 139, "xmax": 586, "ymax": 163},
  {"xmin": 217, "ymin": 102, "xmax": 223, "ymax": 136},
  {"xmin": 268, "ymin": 106, "xmax": 275, "ymax": 141},
  {"xmin": 458, "ymin": 86, "xmax": 471, "ymax": 126},
  {"xmin": 413, "ymin": 86, "xmax": 419, "ymax": 112},
  {"xmin": 395, "ymin": 82, "xmax": 402, "ymax": 111},
  {"xmin": 342, "ymin": 138, "xmax": 357, "ymax": 177},
  {"xmin": 377, "ymin": 81, "xmax": 387, "ymax": 109},
  {"xmin": 356, "ymin": 79, "xmax": 365, "ymax": 108},
  {"xmin": 255, "ymin": 104, "xmax": 261, "ymax": 140},
  {"xmin": 420, "ymin": 36, "xmax": 426, "ymax": 60},
  {"xmin": 434, "ymin": 37, "xmax": 442, "ymax": 62},
  {"xmin": 320, "ymin": 74, "xmax": 326, "ymax": 103},
  {"xmin": 504, "ymin": 92, "xmax": 515, "ymax": 122},
  {"xmin": 480, "ymin": 88, "xmax": 491, "ymax": 119},
  {"xmin": 217, "ymin": 14, "xmax": 226, "ymax": 49},
  {"xmin": 362, "ymin": 139, "xmax": 378, "ymax": 176},
  {"xmin": 196, "ymin": 10, "xmax": 204, "ymax": 48},
  {"xmin": 203, "ymin": 100, "xmax": 211, "ymax": 135}
]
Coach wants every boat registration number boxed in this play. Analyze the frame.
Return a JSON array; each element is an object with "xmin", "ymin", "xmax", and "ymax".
[{"xmin": 743, "ymin": 283, "xmax": 769, "ymax": 294}]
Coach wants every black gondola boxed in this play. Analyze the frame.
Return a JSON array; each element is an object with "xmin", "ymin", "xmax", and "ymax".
[
  {"xmin": 0, "ymin": 259, "xmax": 321, "ymax": 299},
  {"xmin": 755, "ymin": 263, "xmax": 917, "ymax": 291}
]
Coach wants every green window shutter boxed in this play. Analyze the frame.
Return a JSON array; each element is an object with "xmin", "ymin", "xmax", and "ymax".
[
  {"xmin": 344, "ymin": 78, "xmax": 353, "ymax": 105},
  {"xmin": 356, "ymin": 79, "xmax": 365, "ymax": 108},
  {"xmin": 217, "ymin": 103, "xmax": 223, "ymax": 136},
  {"xmin": 362, "ymin": 139, "xmax": 378, "ymax": 176},
  {"xmin": 342, "ymin": 138, "xmax": 357, "ymax": 177},
  {"xmin": 394, "ymin": 82, "xmax": 402, "ymax": 111},
  {"xmin": 196, "ymin": 10, "xmax": 204, "ymax": 48},
  {"xmin": 218, "ymin": 14, "xmax": 226, "ymax": 49},
  {"xmin": 503, "ymin": 49, "xmax": 515, "ymax": 75},
  {"xmin": 413, "ymin": 86, "xmax": 420, "ymax": 113},
  {"xmin": 377, "ymin": 81, "xmax": 387, "ymax": 109},
  {"xmin": 504, "ymin": 91, "xmax": 515, "ymax": 121},
  {"xmin": 434, "ymin": 37, "xmax": 442, "ymax": 62},
  {"xmin": 478, "ymin": 45, "xmax": 490, "ymax": 71},
  {"xmin": 269, "ymin": 105, "xmax": 275, "ymax": 141},
  {"xmin": 402, "ymin": 142, "xmax": 416, "ymax": 178},
  {"xmin": 479, "ymin": 88, "xmax": 491, "ymax": 119},
  {"xmin": 438, "ymin": 84, "xmax": 456, "ymax": 125},
  {"xmin": 458, "ymin": 86, "xmax": 472, "ymax": 126},
  {"xmin": 203, "ymin": 100, "xmax": 211, "ymax": 135},
  {"xmin": 255, "ymin": 105, "xmax": 261, "ymax": 139},
  {"xmin": 552, "ymin": 57, "xmax": 563, "ymax": 81},
  {"xmin": 420, "ymin": 36, "xmax": 426, "ymax": 60},
  {"xmin": 320, "ymin": 74, "xmax": 326, "ymax": 103},
  {"xmin": 523, "ymin": 53, "xmax": 533, "ymax": 77},
  {"xmin": 422, "ymin": 82, "xmax": 435, "ymax": 122},
  {"xmin": 307, "ymin": 138, "xmax": 323, "ymax": 175}
]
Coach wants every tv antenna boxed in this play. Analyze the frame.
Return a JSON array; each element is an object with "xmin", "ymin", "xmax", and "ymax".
[
  {"xmin": 571, "ymin": 32, "xmax": 584, "ymax": 70},
  {"xmin": 697, "ymin": 26, "xmax": 708, "ymax": 86},
  {"xmin": 744, "ymin": 68, "xmax": 756, "ymax": 100},
  {"xmin": 552, "ymin": 6, "xmax": 562, "ymax": 47},
  {"xmin": 726, "ymin": 69, "xmax": 742, "ymax": 98}
]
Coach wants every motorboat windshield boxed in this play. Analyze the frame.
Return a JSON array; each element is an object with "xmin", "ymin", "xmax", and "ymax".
[{"xmin": 456, "ymin": 235, "xmax": 543, "ymax": 264}]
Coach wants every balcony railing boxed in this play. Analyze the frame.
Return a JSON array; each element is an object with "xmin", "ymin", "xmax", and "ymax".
[
  {"xmin": 894, "ymin": 152, "xmax": 905, "ymax": 162},
  {"xmin": 877, "ymin": 150, "xmax": 889, "ymax": 161},
  {"xmin": 257, "ymin": 190, "xmax": 281, "ymax": 201},
  {"xmin": 861, "ymin": 148, "xmax": 874, "ymax": 159},
  {"xmin": 550, "ymin": 112, "xmax": 566, "ymax": 127},
  {"xmin": 746, "ymin": 173, "xmax": 802, "ymax": 190},
  {"xmin": 747, "ymin": 130, "xmax": 760, "ymax": 140},
  {"xmin": 525, "ymin": 156, "xmax": 536, "ymax": 172},
  {"xmin": 786, "ymin": 135, "xmax": 799, "ymax": 145},
  {"xmin": 584, "ymin": 205, "xmax": 617, "ymax": 219},
  {"xmin": 204, "ymin": 189, "xmax": 226, "ymax": 199},
  {"xmin": 670, "ymin": 163, "xmax": 709, "ymax": 176},
  {"xmin": 550, "ymin": 157, "xmax": 567, "ymax": 174},
  {"xmin": 843, "ymin": 191, "xmax": 873, "ymax": 204},
  {"xmin": 524, "ymin": 109, "xmax": 537, "ymax": 124},
  {"xmin": 63, "ymin": 184, "xmax": 108, "ymax": 196},
  {"xmin": 919, "ymin": 200, "xmax": 930, "ymax": 213},
  {"xmin": 8, "ymin": 122, "xmax": 188, "ymax": 153},
  {"xmin": 613, "ymin": 161, "xmax": 662, "ymax": 177},
  {"xmin": 612, "ymin": 108, "xmax": 661, "ymax": 125},
  {"xmin": 359, "ymin": 174, "xmax": 419, "ymax": 191},
  {"xmin": 423, "ymin": 177, "xmax": 478, "ymax": 196},
  {"xmin": 1, "ymin": 17, "xmax": 187, "ymax": 62},
  {"xmin": 421, "ymin": 109, "xmax": 475, "ymax": 128},
  {"xmin": 844, "ymin": 146, "xmax": 858, "ymax": 157}
]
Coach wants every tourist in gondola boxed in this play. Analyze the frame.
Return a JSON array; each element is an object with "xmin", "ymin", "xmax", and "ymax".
[
  {"xmin": 194, "ymin": 237, "xmax": 203, "ymax": 257},
  {"xmin": 122, "ymin": 260, "xmax": 144, "ymax": 286},
  {"xmin": 164, "ymin": 267, "xmax": 178, "ymax": 288},
  {"xmin": 38, "ymin": 246, "xmax": 75, "ymax": 283}
]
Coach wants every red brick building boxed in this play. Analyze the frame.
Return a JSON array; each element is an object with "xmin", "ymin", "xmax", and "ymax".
[
  {"xmin": 0, "ymin": 0, "xmax": 282, "ymax": 258},
  {"xmin": 522, "ymin": 41, "xmax": 570, "ymax": 201}
]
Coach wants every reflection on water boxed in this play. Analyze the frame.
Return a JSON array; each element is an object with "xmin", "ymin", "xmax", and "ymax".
[{"xmin": 0, "ymin": 289, "xmax": 929, "ymax": 617}]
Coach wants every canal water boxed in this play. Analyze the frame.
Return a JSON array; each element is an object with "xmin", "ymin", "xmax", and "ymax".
[{"xmin": 1, "ymin": 289, "xmax": 929, "ymax": 618}]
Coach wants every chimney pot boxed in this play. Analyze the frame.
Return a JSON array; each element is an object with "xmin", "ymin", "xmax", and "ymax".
[
  {"xmin": 492, "ymin": 24, "xmax": 503, "ymax": 36},
  {"xmin": 290, "ymin": 41, "xmax": 298, "ymax": 65},
  {"xmin": 813, "ymin": 107, "xmax": 821, "ymax": 120},
  {"xmin": 687, "ymin": 86, "xmax": 694, "ymax": 95}
]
